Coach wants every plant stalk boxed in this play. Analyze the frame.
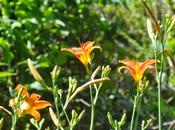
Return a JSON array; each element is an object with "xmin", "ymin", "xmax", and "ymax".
[{"xmin": 130, "ymin": 91, "xmax": 139, "ymax": 130}]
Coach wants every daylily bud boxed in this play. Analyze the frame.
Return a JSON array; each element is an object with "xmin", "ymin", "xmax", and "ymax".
[
  {"xmin": 51, "ymin": 65, "xmax": 61, "ymax": 82},
  {"xmin": 49, "ymin": 107, "xmax": 59, "ymax": 127},
  {"xmin": 0, "ymin": 118, "xmax": 4, "ymax": 130},
  {"xmin": 171, "ymin": 15, "xmax": 175, "ymax": 27},
  {"xmin": 69, "ymin": 77, "xmax": 77, "ymax": 94},
  {"xmin": 77, "ymin": 110, "xmax": 85, "ymax": 122},
  {"xmin": 118, "ymin": 113, "xmax": 126, "ymax": 127},
  {"xmin": 27, "ymin": 58, "xmax": 43, "ymax": 82},
  {"xmin": 167, "ymin": 14, "xmax": 175, "ymax": 32},
  {"xmin": 57, "ymin": 89, "xmax": 63, "ymax": 98},
  {"xmin": 138, "ymin": 80, "xmax": 149, "ymax": 93},
  {"xmin": 147, "ymin": 19, "xmax": 155, "ymax": 41},
  {"xmin": 102, "ymin": 65, "xmax": 111, "ymax": 77}
]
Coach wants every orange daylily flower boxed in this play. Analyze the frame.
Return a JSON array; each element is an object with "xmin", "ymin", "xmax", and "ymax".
[
  {"xmin": 9, "ymin": 84, "xmax": 51, "ymax": 121},
  {"xmin": 118, "ymin": 59, "xmax": 157, "ymax": 82},
  {"xmin": 61, "ymin": 41, "xmax": 102, "ymax": 67}
]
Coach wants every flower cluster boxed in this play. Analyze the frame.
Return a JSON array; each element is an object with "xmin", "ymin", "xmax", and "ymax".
[{"xmin": 61, "ymin": 41, "xmax": 157, "ymax": 82}]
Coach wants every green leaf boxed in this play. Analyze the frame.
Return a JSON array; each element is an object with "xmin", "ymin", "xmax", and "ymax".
[{"xmin": 0, "ymin": 72, "xmax": 15, "ymax": 77}]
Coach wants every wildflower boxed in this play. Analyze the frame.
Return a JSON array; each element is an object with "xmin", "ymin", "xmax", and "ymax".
[
  {"xmin": 118, "ymin": 59, "xmax": 157, "ymax": 82},
  {"xmin": 61, "ymin": 41, "xmax": 102, "ymax": 67},
  {"xmin": 9, "ymin": 84, "xmax": 51, "ymax": 121}
]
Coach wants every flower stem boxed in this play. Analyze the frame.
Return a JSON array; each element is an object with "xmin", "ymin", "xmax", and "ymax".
[
  {"xmin": 130, "ymin": 92, "xmax": 139, "ymax": 130},
  {"xmin": 89, "ymin": 85, "xmax": 94, "ymax": 130},
  {"xmin": 153, "ymin": 36, "xmax": 162, "ymax": 130},
  {"xmin": 154, "ymin": 33, "xmax": 166, "ymax": 130},
  {"xmin": 85, "ymin": 65, "xmax": 95, "ymax": 130},
  {"xmin": 53, "ymin": 85, "xmax": 60, "ymax": 120},
  {"xmin": 134, "ymin": 98, "xmax": 141, "ymax": 130},
  {"xmin": 11, "ymin": 114, "xmax": 17, "ymax": 130},
  {"xmin": 157, "ymin": 40, "xmax": 165, "ymax": 130}
]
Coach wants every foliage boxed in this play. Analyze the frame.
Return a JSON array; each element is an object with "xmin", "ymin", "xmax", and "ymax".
[{"xmin": 0, "ymin": 0, "xmax": 175, "ymax": 130}]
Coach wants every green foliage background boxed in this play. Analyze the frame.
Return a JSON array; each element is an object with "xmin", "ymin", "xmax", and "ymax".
[{"xmin": 0, "ymin": 0, "xmax": 175, "ymax": 129}]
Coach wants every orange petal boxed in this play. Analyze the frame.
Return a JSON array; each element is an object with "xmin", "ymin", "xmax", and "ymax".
[
  {"xmin": 118, "ymin": 60, "xmax": 137, "ymax": 75},
  {"xmin": 82, "ymin": 41, "xmax": 95, "ymax": 49},
  {"xmin": 148, "ymin": 66, "xmax": 155, "ymax": 73},
  {"xmin": 61, "ymin": 48, "xmax": 84, "ymax": 58},
  {"xmin": 33, "ymin": 101, "xmax": 52, "ymax": 110},
  {"xmin": 9, "ymin": 99, "xmax": 16, "ymax": 107},
  {"xmin": 118, "ymin": 66, "xmax": 133, "ymax": 74},
  {"xmin": 140, "ymin": 59, "xmax": 156, "ymax": 73},
  {"xmin": 119, "ymin": 60, "xmax": 137, "ymax": 69},
  {"xmin": 16, "ymin": 84, "xmax": 29, "ymax": 97},
  {"xmin": 92, "ymin": 46, "xmax": 102, "ymax": 52},
  {"xmin": 118, "ymin": 66, "xmax": 138, "ymax": 81},
  {"xmin": 31, "ymin": 93, "xmax": 41, "ymax": 102},
  {"xmin": 31, "ymin": 110, "xmax": 41, "ymax": 121}
]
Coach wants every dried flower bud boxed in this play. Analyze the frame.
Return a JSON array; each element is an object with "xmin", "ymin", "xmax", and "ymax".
[
  {"xmin": 49, "ymin": 107, "xmax": 59, "ymax": 127},
  {"xmin": 27, "ymin": 59, "xmax": 43, "ymax": 82},
  {"xmin": 147, "ymin": 19, "xmax": 155, "ymax": 41}
]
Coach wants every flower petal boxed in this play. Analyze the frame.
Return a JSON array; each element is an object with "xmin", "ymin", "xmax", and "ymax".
[
  {"xmin": 119, "ymin": 60, "xmax": 137, "ymax": 69},
  {"xmin": 61, "ymin": 48, "xmax": 84, "ymax": 58},
  {"xmin": 33, "ymin": 101, "xmax": 52, "ymax": 110},
  {"xmin": 118, "ymin": 65, "xmax": 138, "ymax": 80},
  {"xmin": 140, "ymin": 59, "xmax": 156, "ymax": 73},
  {"xmin": 82, "ymin": 41, "xmax": 95, "ymax": 49},
  {"xmin": 31, "ymin": 110, "xmax": 41, "ymax": 121},
  {"xmin": 148, "ymin": 65, "xmax": 155, "ymax": 73},
  {"xmin": 118, "ymin": 66, "xmax": 131, "ymax": 74},
  {"xmin": 9, "ymin": 99, "xmax": 16, "ymax": 107},
  {"xmin": 92, "ymin": 46, "xmax": 102, "ymax": 52},
  {"xmin": 16, "ymin": 84, "xmax": 29, "ymax": 97},
  {"xmin": 31, "ymin": 93, "xmax": 41, "ymax": 101},
  {"xmin": 61, "ymin": 41, "xmax": 101, "ymax": 67}
]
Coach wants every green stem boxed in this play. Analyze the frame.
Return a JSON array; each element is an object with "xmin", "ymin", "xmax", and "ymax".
[
  {"xmin": 85, "ymin": 64, "xmax": 95, "ymax": 130},
  {"xmin": 90, "ymin": 85, "xmax": 102, "ymax": 130},
  {"xmin": 60, "ymin": 101, "xmax": 70, "ymax": 124},
  {"xmin": 158, "ymin": 39, "xmax": 165, "ymax": 130},
  {"xmin": 130, "ymin": 92, "xmax": 139, "ymax": 130},
  {"xmin": 53, "ymin": 88, "xmax": 60, "ymax": 119},
  {"xmin": 52, "ymin": 80, "xmax": 60, "ymax": 130},
  {"xmin": 155, "ymin": 33, "xmax": 166, "ymax": 130},
  {"xmin": 11, "ymin": 114, "xmax": 17, "ymax": 130},
  {"xmin": 134, "ymin": 97, "xmax": 141, "ymax": 130},
  {"xmin": 153, "ymin": 37, "xmax": 162, "ymax": 130},
  {"xmin": 158, "ymin": 83, "xmax": 161, "ymax": 130},
  {"xmin": 85, "ymin": 65, "xmax": 91, "ymax": 75},
  {"xmin": 54, "ymin": 94, "xmax": 60, "ymax": 120},
  {"xmin": 58, "ymin": 98, "xmax": 70, "ymax": 128},
  {"xmin": 89, "ymin": 85, "xmax": 95, "ymax": 130}
]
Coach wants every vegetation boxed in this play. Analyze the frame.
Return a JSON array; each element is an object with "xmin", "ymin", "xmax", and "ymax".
[{"xmin": 0, "ymin": 0, "xmax": 175, "ymax": 130}]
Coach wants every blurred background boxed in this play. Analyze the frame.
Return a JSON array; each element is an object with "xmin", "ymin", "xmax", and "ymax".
[{"xmin": 0, "ymin": 0, "xmax": 175, "ymax": 129}]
